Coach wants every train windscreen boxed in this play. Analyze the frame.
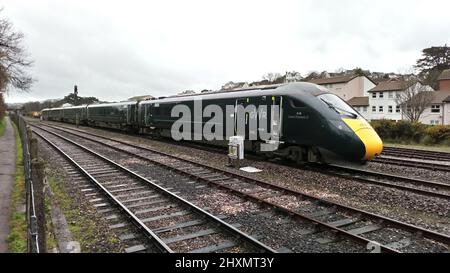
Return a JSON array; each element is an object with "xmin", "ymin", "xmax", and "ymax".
[{"xmin": 318, "ymin": 94, "xmax": 359, "ymax": 119}]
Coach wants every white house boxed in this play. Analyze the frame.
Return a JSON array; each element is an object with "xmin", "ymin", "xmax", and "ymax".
[
  {"xmin": 347, "ymin": 97, "xmax": 370, "ymax": 120},
  {"xmin": 285, "ymin": 71, "xmax": 303, "ymax": 83},
  {"xmin": 309, "ymin": 75, "xmax": 376, "ymax": 101},
  {"xmin": 419, "ymin": 91, "xmax": 450, "ymax": 125},
  {"xmin": 221, "ymin": 81, "xmax": 250, "ymax": 91},
  {"xmin": 367, "ymin": 79, "xmax": 434, "ymax": 121}
]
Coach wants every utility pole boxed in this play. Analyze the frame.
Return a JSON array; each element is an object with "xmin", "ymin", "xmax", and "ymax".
[{"xmin": 74, "ymin": 85, "xmax": 78, "ymax": 106}]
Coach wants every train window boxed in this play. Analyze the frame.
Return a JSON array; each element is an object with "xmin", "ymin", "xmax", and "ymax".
[
  {"xmin": 290, "ymin": 99, "xmax": 306, "ymax": 108},
  {"xmin": 318, "ymin": 94, "xmax": 358, "ymax": 118}
]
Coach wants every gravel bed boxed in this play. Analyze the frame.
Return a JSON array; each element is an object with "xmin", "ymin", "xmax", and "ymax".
[
  {"xmin": 36, "ymin": 134, "xmax": 128, "ymax": 253},
  {"xmin": 37, "ymin": 122, "xmax": 450, "ymax": 251},
  {"xmin": 168, "ymin": 233, "xmax": 232, "ymax": 253},
  {"xmin": 362, "ymin": 228, "xmax": 449, "ymax": 253}
]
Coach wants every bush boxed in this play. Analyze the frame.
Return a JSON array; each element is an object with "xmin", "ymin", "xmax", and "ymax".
[
  {"xmin": 371, "ymin": 120, "xmax": 396, "ymax": 139},
  {"xmin": 370, "ymin": 120, "xmax": 450, "ymax": 145},
  {"xmin": 425, "ymin": 125, "xmax": 450, "ymax": 143}
]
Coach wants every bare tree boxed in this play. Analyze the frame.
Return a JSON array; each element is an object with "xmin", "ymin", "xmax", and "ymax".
[
  {"xmin": 395, "ymin": 80, "xmax": 434, "ymax": 122},
  {"xmin": 0, "ymin": 9, "xmax": 34, "ymax": 93},
  {"xmin": 262, "ymin": 72, "xmax": 282, "ymax": 83},
  {"xmin": 178, "ymin": 90, "xmax": 196, "ymax": 95}
]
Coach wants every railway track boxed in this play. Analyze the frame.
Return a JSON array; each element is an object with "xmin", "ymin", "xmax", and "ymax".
[
  {"xmin": 308, "ymin": 164, "xmax": 450, "ymax": 200},
  {"xmin": 382, "ymin": 147, "xmax": 450, "ymax": 162},
  {"xmin": 372, "ymin": 156, "xmax": 450, "ymax": 172},
  {"xmin": 32, "ymin": 126, "xmax": 276, "ymax": 253},
  {"xmin": 32, "ymin": 122, "xmax": 450, "ymax": 253}
]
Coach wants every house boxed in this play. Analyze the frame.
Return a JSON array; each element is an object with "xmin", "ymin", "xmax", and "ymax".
[
  {"xmin": 419, "ymin": 90, "xmax": 450, "ymax": 125},
  {"xmin": 437, "ymin": 69, "xmax": 450, "ymax": 91},
  {"xmin": 221, "ymin": 81, "xmax": 249, "ymax": 91},
  {"xmin": 367, "ymin": 79, "xmax": 434, "ymax": 121},
  {"xmin": 128, "ymin": 95, "xmax": 155, "ymax": 101},
  {"xmin": 285, "ymin": 71, "xmax": 303, "ymax": 83},
  {"xmin": 347, "ymin": 96, "xmax": 370, "ymax": 120},
  {"xmin": 418, "ymin": 70, "xmax": 450, "ymax": 125},
  {"xmin": 308, "ymin": 75, "xmax": 376, "ymax": 101}
]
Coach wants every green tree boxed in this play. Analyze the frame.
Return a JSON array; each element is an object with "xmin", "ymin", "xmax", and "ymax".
[
  {"xmin": 0, "ymin": 92, "xmax": 5, "ymax": 119},
  {"xmin": 62, "ymin": 93, "xmax": 99, "ymax": 106},
  {"xmin": 415, "ymin": 45, "xmax": 450, "ymax": 88}
]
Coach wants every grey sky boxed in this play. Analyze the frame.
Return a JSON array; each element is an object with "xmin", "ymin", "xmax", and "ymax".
[{"xmin": 3, "ymin": 0, "xmax": 450, "ymax": 103}]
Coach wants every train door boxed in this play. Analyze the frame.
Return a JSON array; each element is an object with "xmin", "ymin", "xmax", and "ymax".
[
  {"xmin": 146, "ymin": 104, "xmax": 154, "ymax": 127},
  {"xmin": 235, "ymin": 97, "xmax": 258, "ymax": 140},
  {"xmin": 284, "ymin": 97, "xmax": 312, "ymax": 145},
  {"xmin": 126, "ymin": 104, "xmax": 134, "ymax": 125},
  {"xmin": 267, "ymin": 96, "xmax": 283, "ymax": 141},
  {"xmin": 234, "ymin": 96, "xmax": 283, "ymax": 142}
]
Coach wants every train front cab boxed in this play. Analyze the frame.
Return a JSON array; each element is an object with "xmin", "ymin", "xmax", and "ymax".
[{"xmin": 316, "ymin": 93, "xmax": 383, "ymax": 163}]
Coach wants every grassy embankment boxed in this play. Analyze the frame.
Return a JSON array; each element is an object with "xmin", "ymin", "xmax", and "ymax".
[
  {"xmin": 0, "ymin": 117, "xmax": 6, "ymax": 137},
  {"xmin": 6, "ymin": 122, "xmax": 27, "ymax": 252},
  {"xmin": 383, "ymin": 142, "xmax": 450, "ymax": 153}
]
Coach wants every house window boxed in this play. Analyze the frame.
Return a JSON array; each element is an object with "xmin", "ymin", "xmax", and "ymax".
[
  {"xmin": 430, "ymin": 120, "xmax": 440, "ymax": 125},
  {"xmin": 388, "ymin": 92, "xmax": 394, "ymax": 99},
  {"xmin": 431, "ymin": 105, "xmax": 441, "ymax": 113},
  {"xmin": 363, "ymin": 106, "xmax": 368, "ymax": 113},
  {"xmin": 396, "ymin": 106, "xmax": 400, "ymax": 113},
  {"xmin": 372, "ymin": 106, "xmax": 376, "ymax": 112},
  {"xmin": 379, "ymin": 106, "xmax": 384, "ymax": 112},
  {"xmin": 379, "ymin": 92, "xmax": 384, "ymax": 98},
  {"xmin": 372, "ymin": 93, "xmax": 377, "ymax": 99},
  {"xmin": 388, "ymin": 106, "xmax": 393, "ymax": 113}
]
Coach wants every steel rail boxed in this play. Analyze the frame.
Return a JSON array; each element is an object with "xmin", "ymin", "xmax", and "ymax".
[
  {"xmin": 35, "ymin": 124, "xmax": 405, "ymax": 253},
  {"xmin": 32, "ymin": 129, "xmax": 173, "ymax": 253},
  {"xmin": 373, "ymin": 157, "xmax": 450, "ymax": 172},
  {"xmin": 37, "ymin": 122, "xmax": 450, "ymax": 247},
  {"xmin": 383, "ymin": 147, "xmax": 450, "ymax": 160},
  {"xmin": 32, "ymin": 125, "xmax": 276, "ymax": 253},
  {"xmin": 317, "ymin": 164, "xmax": 450, "ymax": 200}
]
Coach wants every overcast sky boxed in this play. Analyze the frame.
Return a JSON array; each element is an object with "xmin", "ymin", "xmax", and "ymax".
[{"xmin": 3, "ymin": 0, "xmax": 450, "ymax": 103}]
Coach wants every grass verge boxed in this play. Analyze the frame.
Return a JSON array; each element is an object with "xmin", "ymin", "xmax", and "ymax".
[
  {"xmin": 384, "ymin": 142, "xmax": 450, "ymax": 153},
  {"xmin": 46, "ymin": 174, "xmax": 121, "ymax": 252},
  {"xmin": 0, "ymin": 117, "xmax": 6, "ymax": 137},
  {"xmin": 6, "ymin": 122, "xmax": 27, "ymax": 252}
]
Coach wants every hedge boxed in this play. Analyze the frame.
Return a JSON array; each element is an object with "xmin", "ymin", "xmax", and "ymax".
[{"xmin": 370, "ymin": 120, "xmax": 450, "ymax": 145}]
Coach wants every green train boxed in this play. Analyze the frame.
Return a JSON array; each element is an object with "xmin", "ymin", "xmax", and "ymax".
[{"xmin": 42, "ymin": 83, "xmax": 383, "ymax": 163}]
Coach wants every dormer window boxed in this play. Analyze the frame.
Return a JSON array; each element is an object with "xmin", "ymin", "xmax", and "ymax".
[{"xmin": 431, "ymin": 105, "xmax": 441, "ymax": 113}]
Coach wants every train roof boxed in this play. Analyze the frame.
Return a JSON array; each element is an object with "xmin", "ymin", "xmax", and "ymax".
[
  {"xmin": 42, "ymin": 83, "xmax": 330, "ymax": 111},
  {"xmin": 42, "ymin": 105, "xmax": 88, "ymax": 111},
  {"xmin": 87, "ymin": 101, "xmax": 137, "ymax": 108},
  {"xmin": 140, "ymin": 82, "xmax": 329, "ymax": 105}
]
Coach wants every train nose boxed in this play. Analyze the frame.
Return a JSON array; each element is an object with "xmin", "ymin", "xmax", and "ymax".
[
  {"xmin": 342, "ymin": 118, "xmax": 383, "ymax": 161},
  {"xmin": 357, "ymin": 128, "xmax": 383, "ymax": 160}
]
